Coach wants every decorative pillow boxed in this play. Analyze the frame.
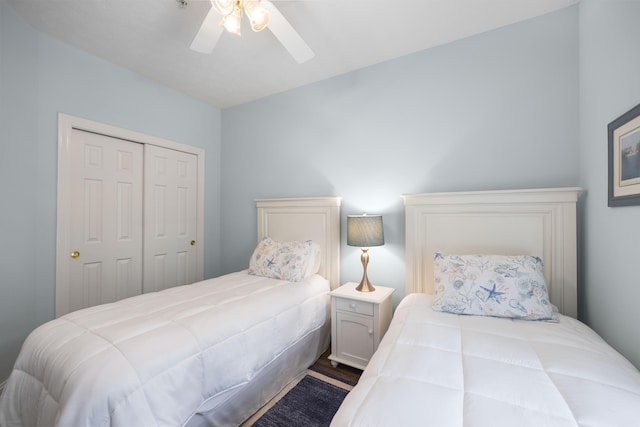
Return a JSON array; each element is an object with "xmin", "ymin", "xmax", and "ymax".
[
  {"xmin": 432, "ymin": 253, "xmax": 557, "ymax": 321},
  {"xmin": 248, "ymin": 237, "xmax": 321, "ymax": 282}
]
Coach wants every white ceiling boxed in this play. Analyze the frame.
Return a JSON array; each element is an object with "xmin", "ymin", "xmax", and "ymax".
[{"xmin": 7, "ymin": 0, "xmax": 578, "ymax": 109}]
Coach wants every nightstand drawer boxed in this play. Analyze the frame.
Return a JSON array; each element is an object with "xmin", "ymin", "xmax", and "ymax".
[{"xmin": 336, "ymin": 298, "xmax": 374, "ymax": 316}]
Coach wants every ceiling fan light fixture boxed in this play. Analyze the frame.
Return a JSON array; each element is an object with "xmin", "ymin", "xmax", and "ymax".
[
  {"xmin": 220, "ymin": 4, "xmax": 243, "ymax": 35},
  {"xmin": 211, "ymin": 0, "xmax": 235, "ymax": 16},
  {"xmin": 190, "ymin": 0, "xmax": 315, "ymax": 63},
  {"xmin": 244, "ymin": 0, "xmax": 270, "ymax": 32}
]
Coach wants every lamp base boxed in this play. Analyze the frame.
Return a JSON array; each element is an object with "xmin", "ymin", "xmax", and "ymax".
[
  {"xmin": 355, "ymin": 277, "xmax": 376, "ymax": 292},
  {"xmin": 356, "ymin": 248, "xmax": 375, "ymax": 292}
]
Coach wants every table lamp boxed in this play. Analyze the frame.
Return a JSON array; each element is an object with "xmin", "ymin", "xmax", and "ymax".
[{"xmin": 347, "ymin": 214, "xmax": 384, "ymax": 292}]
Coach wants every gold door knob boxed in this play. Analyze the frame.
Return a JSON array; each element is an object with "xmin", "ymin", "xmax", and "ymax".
[
  {"xmin": 190, "ymin": 240, "xmax": 196, "ymax": 246},
  {"xmin": 70, "ymin": 251, "xmax": 80, "ymax": 259}
]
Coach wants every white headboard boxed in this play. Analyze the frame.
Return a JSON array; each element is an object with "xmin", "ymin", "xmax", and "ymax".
[
  {"xmin": 256, "ymin": 197, "xmax": 341, "ymax": 290},
  {"xmin": 402, "ymin": 188, "xmax": 581, "ymax": 318}
]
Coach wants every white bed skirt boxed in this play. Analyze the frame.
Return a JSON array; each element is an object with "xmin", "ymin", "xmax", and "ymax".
[{"xmin": 187, "ymin": 320, "xmax": 330, "ymax": 426}]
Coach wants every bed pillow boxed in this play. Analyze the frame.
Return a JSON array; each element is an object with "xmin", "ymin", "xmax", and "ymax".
[
  {"xmin": 432, "ymin": 252, "xmax": 557, "ymax": 321},
  {"xmin": 248, "ymin": 237, "xmax": 321, "ymax": 282}
]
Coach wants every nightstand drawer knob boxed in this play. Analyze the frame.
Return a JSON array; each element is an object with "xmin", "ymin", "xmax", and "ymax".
[
  {"xmin": 368, "ymin": 329, "xmax": 373, "ymax": 335},
  {"xmin": 336, "ymin": 299, "xmax": 375, "ymax": 315}
]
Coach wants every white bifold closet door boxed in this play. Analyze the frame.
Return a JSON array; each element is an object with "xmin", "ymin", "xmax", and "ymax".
[
  {"xmin": 62, "ymin": 129, "xmax": 198, "ymax": 315},
  {"xmin": 68, "ymin": 130, "xmax": 144, "ymax": 310},
  {"xmin": 143, "ymin": 144, "xmax": 198, "ymax": 293}
]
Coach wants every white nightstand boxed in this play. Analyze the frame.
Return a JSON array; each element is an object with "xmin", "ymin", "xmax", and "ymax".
[{"xmin": 328, "ymin": 282, "xmax": 394, "ymax": 370}]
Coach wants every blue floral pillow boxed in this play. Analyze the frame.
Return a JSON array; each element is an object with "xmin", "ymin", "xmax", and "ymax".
[
  {"xmin": 432, "ymin": 253, "xmax": 557, "ymax": 321},
  {"xmin": 248, "ymin": 237, "xmax": 321, "ymax": 282}
]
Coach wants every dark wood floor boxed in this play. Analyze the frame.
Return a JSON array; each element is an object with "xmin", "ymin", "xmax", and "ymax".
[{"xmin": 311, "ymin": 347, "xmax": 362, "ymax": 385}]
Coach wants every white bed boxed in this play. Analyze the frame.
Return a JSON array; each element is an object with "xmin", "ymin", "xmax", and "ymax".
[
  {"xmin": 0, "ymin": 197, "xmax": 341, "ymax": 427},
  {"xmin": 331, "ymin": 188, "xmax": 640, "ymax": 426}
]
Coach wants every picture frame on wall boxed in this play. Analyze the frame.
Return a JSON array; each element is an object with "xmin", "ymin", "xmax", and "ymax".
[{"xmin": 608, "ymin": 102, "xmax": 640, "ymax": 207}]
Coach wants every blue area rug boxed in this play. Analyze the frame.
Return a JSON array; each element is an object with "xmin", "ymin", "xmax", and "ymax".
[{"xmin": 251, "ymin": 373, "xmax": 350, "ymax": 427}]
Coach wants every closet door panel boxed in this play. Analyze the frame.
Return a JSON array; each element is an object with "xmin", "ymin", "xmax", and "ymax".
[
  {"xmin": 143, "ymin": 145, "xmax": 198, "ymax": 293},
  {"xmin": 66, "ymin": 130, "xmax": 144, "ymax": 313}
]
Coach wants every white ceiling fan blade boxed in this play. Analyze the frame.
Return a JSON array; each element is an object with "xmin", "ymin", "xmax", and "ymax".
[
  {"xmin": 190, "ymin": 6, "xmax": 224, "ymax": 54},
  {"xmin": 262, "ymin": 1, "xmax": 314, "ymax": 64}
]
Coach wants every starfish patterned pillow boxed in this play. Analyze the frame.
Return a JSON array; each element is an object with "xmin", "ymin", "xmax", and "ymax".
[
  {"xmin": 432, "ymin": 253, "xmax": 557, "ymax": 321},
  {"xmin": 248, "ymin": 237, "xmax": 321, "ymax": 282}
]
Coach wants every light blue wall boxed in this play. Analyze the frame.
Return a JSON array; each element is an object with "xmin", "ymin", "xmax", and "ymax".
[
  {"xmin": 0, "ymin": 0, "xmax": 222, "ymax": 380},
  {"xmin": 578, "ymin": 0, "xmax": 640, "ymax": 368},
  {"xmin": 4, "ymin": 0, "xmax": 639, "ymax": 385},
  {"xmin": 221, "ymin": 7, "xmax": 580, "ymax": 309}
]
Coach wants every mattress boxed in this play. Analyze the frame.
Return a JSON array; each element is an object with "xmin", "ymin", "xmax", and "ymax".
[
  {"xmin": 331, "ymin": 293, "xmax": 640, "ymax": 427},
  {"xmin": 0, "ymin": 270, "xmax": 330, "ymax": 427}
]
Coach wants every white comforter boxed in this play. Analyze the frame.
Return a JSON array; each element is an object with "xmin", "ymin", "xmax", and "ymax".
[
  {"xmin": 331, "ymin": 293, "xmax": 640, "ymax": 427},
  {"xmin": 0, "ymin": 271, "xmax": 329, "ymax": 427}
]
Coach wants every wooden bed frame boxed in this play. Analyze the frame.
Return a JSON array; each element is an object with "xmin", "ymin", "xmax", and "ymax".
[
  {"xmin": 331, "ymin": 187, "xmax": 640, "ymax": 427},
  {"xmin": 402, "ymin": 187, "xmax": 581, "ymax": 318},
  {"xmin": 187, "ymin": 197, "xmax": 341, "ymax": 427},
  {"xmin": 188, "ymin": 196, "xmax": 342, "ymax": 426},
  {"xmin": 256, "ymin": 197, "xmax": 342, "ymax": 289},
  {"xmin": 0, "ymin": 196, "xmax": 343, "ymax": 427}
]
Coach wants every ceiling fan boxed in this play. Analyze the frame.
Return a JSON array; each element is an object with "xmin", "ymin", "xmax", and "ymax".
[{"xmin": 189, "ymin": 0, "xmax": 315, "ymax": 63}]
